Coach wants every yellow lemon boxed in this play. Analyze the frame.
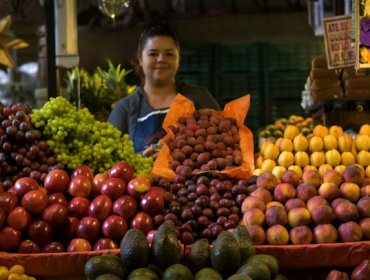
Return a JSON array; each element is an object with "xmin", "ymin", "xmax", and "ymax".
[
  {"xmin": 288, "ymin": 165, "xmax": 303, "ymax": 179},
  {"xmin": 253, "ymin": 168, "xmax": 264, "ymax": 176},
  {"xmin": 263, "ymin": 142, "xmax": 280, "ymax": 160},
  {"xmin": 313, "ymin": 124, "xmax": 329, "ymax": 138},
  {"xmin": 277, "ymin": 151, "xmax": 295, "ymax": 168},
  {"xmin": 9, "ymin": 265, "xmax": 25, "ymax": 275},
  {"xmin": 260, "ymin": 141, "xmax": 273, "ymax": 156},
  {"xmin": 278, "ymin": 138, "xmax": 293, "ymax": 153},
  {"xmin": 341, "ymin": 152, "xmax": 356, "ymax": 166},
  {"xmin": 272, "ymin": 166, "xmax": 287, "ymax": 180},
  {"xmin": 355, "ymin": 134, "xmax": 370, "ymax": 151},
  {"xmin": 338, "ymin": 134, "xmax": 353, "ymax": 152},
  {"xmin": 329, "ymin": 125, "xmax": 344, "ymax": 138},
  {"xmin": 366, "ymin": 165, "xmax": 370, "ymax": 178},
  {"xmin": 293, "ymin": 134, "xmax": 309, "ymax": 152},
  {"xmin": 294, "ymin": 151, "xmax": 310, "ymax": 167},
  {"xmin": 325, "ymin": 149, "xmax": 341, "ymax": 167},
  {"xmin": 318, "ymin": 164, "xmax": 333, "ymax": 177},
  {"xmin": 357, "ymin": 150, "xmax": 370, "ymax": 166},
  {"xmin": 8, "ymin": 273, "xmax": 21, "ymax": 280},
  {"xmin": 309, "ymin": 136, "xmax": 324, "ymax": 152},
  {"xmin": 0, "ymin": 269, "xmax": 9, "ymax": 280},
  {"xmin": 255, "ymin": 155, "xmax": 264, "ymax": 169},
  {"xmin": 310, "ymin": 151, "xmax": 326, "ymax": 167},
  {"xmin": 323, "ymin": 134, "xmax": 338, "ymax": 150},
  {"xmin": 359, "ymin": 124, "xmax": 370, "ymax": 136},
  {"xmin": 284, "ymin": 125, "xmax": 300, "ymax": 140},
  {"xmin": 334, "ymin": 165, "xmax": 346, "ymax": 175},
  {"xmin": 261, "ymin": 159, "xmax": 276, "ymax": 172}
]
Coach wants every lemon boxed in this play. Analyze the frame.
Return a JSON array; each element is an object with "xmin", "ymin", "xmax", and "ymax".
[
  {"xmin": 310, "ymin": 151, "xmax": 325, "ymax": 167},
  {"xmin": 261, "ymin": 159, "xmax": 276, "ymax": 172},
  {"xmin": 278, "ymin": 138, "xmax": 293, "ymax": 153},
  {"xmin": 313, "ymin": 125, "xmax": 329, "ymax": 138},
  {"xmin": 8, "ymin": 273, "xmax": 22, "ymax": 280},
  {"xmin": 253, "ymin": 168, "xmax": 264, "ymax": 176},
  {"xmin": 294, "ymin": 151, "xmax": 310, "ymax": 167},
  {"xmin": 272, "ymin": 166, "xmax": 286, "ymax": 180},
  {"xmin": 10, "ymin": 265, "xmax": 25, "ymax": 275},
  {"xmin": 277, "ymin": 151, "xmax": 295, "ymax": 168},
  {"xmin": 263, "ymin": 142, "xmax": 280, "ymax": 160},
  {"xmin": 329, "ymin": 125, "xmax": 343, "ymax": 138},
  {"xmin": 309, "ymin": 136, "xmax": 324, "ymax": 152},
  {"xmin": 341, "ymin": 152, "xmax": 356, "ymax": 166},
  {"xmin": 323, "ymin": 134, "xmax": 338, "ymax": 150},
  {"xmin": 293, "ymin": 134, "xmax": 309, "ymax": 152},
  {"xmin": 357, "ymin": 150, "xmax": 370, "ymax": 166},
  {"xmin": 0, "ymin": 270, "xmax": 9, "ymax": 280},
  {"xmin": 284, "ymin": 125, "xmax": 300, "ymax": 140},
  {"xmin": 359, "ymin": 124, "xmax": 370, "ymax": 136}
]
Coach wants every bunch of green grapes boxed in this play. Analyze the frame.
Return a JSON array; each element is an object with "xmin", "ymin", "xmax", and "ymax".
[{"xmin": 31, "ymin": 96, "xmax": 152, "ymax": 174}]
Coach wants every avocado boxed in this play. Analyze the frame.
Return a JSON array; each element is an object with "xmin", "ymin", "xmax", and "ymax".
[
  {"xmin": 194, "ymin": 268, "xmax": 223, "ymax": 280},
  {"xmin": 226, "ymin": 274, "xmax": 252, "ymax": 280},
  {"xmin": 211, "ymin": 231, "xmax": 241, "ymax": 275},
  {"xmin": 237, "ymin": 261, "xmax": 270, "ymax": 280},
  {"xmin": 247, "ymin": 254, "xmax": 279, "ymax": 278},
  {"xmin": 147, "ymin": 264, "xmax": 163, "ymax": 279},
  {"xmin": 127, "ymin": 268, "xmax": 160, "ymax": 280},
  {"xmin": 84, "ymin": 254, "xmax": 126, "ymax": 280},
  {"xmin": 163, "ymin": 264, "xmax": 193, "ymax": 280},
  {"xmin": 120, "ymin": 228, "xmax": 150, "ymax": 270},
  {"xmin": 151, "ymin": 221, "xmax": 182, "ymax": 269},
  {"xmin": 186, "ymin": 238, "xmax": 211, "ymax": 273},
  {"xmin": 232, "ymin": 225, "xmax": 255, "ymax": 262},
  {"xmin": 95, "ymin": 274, "xmax": 122, "ymax": 280}
]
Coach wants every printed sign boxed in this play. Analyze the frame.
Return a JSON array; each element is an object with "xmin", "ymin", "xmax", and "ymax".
[{"xmin": 323, "ymin": 15, "xmax": 356, "ymax": 69}]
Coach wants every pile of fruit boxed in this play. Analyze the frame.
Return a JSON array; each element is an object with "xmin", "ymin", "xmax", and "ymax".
[
  {"xmin": 0, "ymin": 264, "xmax": 36, "ymax": 280},
  {"xmin": 255, "ymin": 124, "xmax": 370, "ymax": 179},
  {"xmin": 84, "ymin": 223, "xmax": 287, "ymax": 280},
  {"xmin": 258, "ymin": 115, "xmax": 313, "ymax": 144}
]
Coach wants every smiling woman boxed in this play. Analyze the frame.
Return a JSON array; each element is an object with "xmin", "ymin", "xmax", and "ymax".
[{"xmin": 108, "ymin": 21, "xmax": 220, "ymax": 155}]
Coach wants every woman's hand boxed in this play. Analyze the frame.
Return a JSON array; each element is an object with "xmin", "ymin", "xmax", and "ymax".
[{"xmin": 142, "ymin": 143, "xmax": 162, "ymax": 160}]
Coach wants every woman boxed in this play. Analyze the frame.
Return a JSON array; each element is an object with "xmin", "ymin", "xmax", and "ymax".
[{"xmin": 108, "ymin": 22, "xmax": 220, "ymax": 154}]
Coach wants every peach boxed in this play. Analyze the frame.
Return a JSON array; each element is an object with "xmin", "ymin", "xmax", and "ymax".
[
  {"xmin": 246, "ymin": 224, "xmax": 265, "ymax": 245},
  {"xmin": 307, "ymin": 196, "xmax": 329, "ymax": 212},
  {"xmin": 266, "ymin": 201, "xmax": 285, "ymax": 209},
  {"xmin": 250, "ymin": 187, "xmax": 272, "ymax": 204},
  {"xmin": 289, "ymin": 226, "xmax": 313, "ymax": 245},
  {"xmin": 322, "ymin": 170, "xmax": 342, "ymax": 186},
  {"xmin": 339, "ymin": 182, "xmax": 361, "ymax": 202},
  {"xmin": 256, "ymin": 172, "xmax": 278, "ymax": 192},
  {"xmin": 280, "ymin": 170, "xmax": 300, "ymax": 187},
  {"xmin": 357, "ymin": 196, "xmax": 370, "ymax": 217},
  {"xmin": 313, "ymin": 224, "xmax": 338, "ymax": 243},
  {"xmin": 284, "ymin": 198, "xmax": 306, "ymax": 212},
  {"xmin": 310, "ymin": 205, "xmax": 335, "ymax": 225},
  {"xmin": 241, "ymin": 196, "xmax": 265, "ymax": 213},
  {"xmin": 265, "ymin": 224, "xmax": 289, "ymax": 245},
  {"xmin": 359, "ymin": 218, "xmax": 370, "ymax": 239},
  {"xmin": 265, "ymin": 205, "xmax": 288, "ymax": 227},
  {"xmin": 296, "ymin": 183, "xmax": 318, "ymax": 202},
  {"xmin": 330, "ymin": 197, "xmax": 348, "ymax": 210},
  {"xmin": 318, "ymin": 182, "xmax": 341, "ymax": 201},
  {"xmin": 302, "ymin": 169, "xmax": 322, "ymax": 188},
  {"xmin": 288, "ymin": 207, "xmax": 311, "ymax": 227},
  {"xmin": 342, "ymin": 165, "xmax": 365, "ymax": 185},
  {"xmin": 325, "ymin": 270, "xmax": 349, "ymax": 280},
  {"xmin": 242, "ymin": 208, "xmax": 265, "ymax": 226},
  {"xmin": 351, "ymin": 259, "xmax": 370, "ymax": 280},
  {"xmin": 334, "ymin": 200, "xmax": 360, "ymax": 222},
  {"xmin": 273, "ymin": 183, "xmax": 296, "ymax": 203},
  {"xmin": 338, "ymin": 221, "xmax": 363, "ymax": 242},
  {"xmin": 360, "ymin": 185, "xmax": 370, "ymax": 197}
]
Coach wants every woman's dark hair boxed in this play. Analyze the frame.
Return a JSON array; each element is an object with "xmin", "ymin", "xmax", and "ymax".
[{"xmin": 132, "ymin": 21, "xmax": 180, "ymax": 78}]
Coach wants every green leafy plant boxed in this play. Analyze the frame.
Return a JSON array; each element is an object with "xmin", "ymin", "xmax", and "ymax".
[{"xmin": 65, "ymin": 61, "xmax": 134, "ymax": 120}]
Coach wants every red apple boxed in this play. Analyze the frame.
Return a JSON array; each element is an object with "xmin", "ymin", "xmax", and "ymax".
[
  {"xmin": 42, "ymin": 203, "xmax": 69, "ymax": 229},
  {"xmin": 67, "ymin": 238, "xmax": 92, "ymax": 252},
  {"xmin": 92, "ymin": 173, "xmax": 109, "ymax": 195},
  {"xmin": 102, "ymin": 215, "xmax": 128, "ymax": 240},
  {"xmin": 44, "ymin": 169, "xmax": 70, "ymax": 193},
  {"xmin": 68, "ymin": 196, "xmax": 90, "ymax": 218},
  {"xmin": 127, "ymin": 178, "xmax": 151, "ymax": 199},
  {"xmin": 17, "ymin": 239, "xmax": 41, "ymax": 253},
  {"xmin": 42, "ymin": 242, "xmax": 65, "ymax": 253},
  {"xmin": 88, "ymin": 195, "xmax": 112, "ymax": 221},
  {"xmin": 0, "ymin": 208, "xmax": 6, "ymax": 229},
  {"xmin": 93, "ymin": 238, "xmax": 118, "ymax": 250},
  {"xmin": 109, "ymin": 162, "xmax": 134, "ymax": 183},
  {"xmin": 112, "ymin": 195, "xmax": 137, "ymax": 220},
  {"xmin": 0, "ymin": 226, "xmax": 21, "ymax": 252},
  {"xmin": 7, "ymin": 206, "xmax": 31, "ymax": 231},
  {"xmin": 21, "ymin": 188, "xmax": 48, "ymax": 214},
  {"xmin": 64, "ymin": 216, "xmax": 80, "ymax": 238},
  {"xmin": 140, "ymin": 189, "xmax": 165, "ymax": 215},
  {"xmin": 13, "ymin": 177, "xmax": 39, "ymax": 198},
  {"xmin": 130, "ymin": 211, "xmax": 153, "ymax": 234},
  {"xmin": 28, "ymin": 220, "xmax": 53, "ymax": 246},
  {"xmin": 0, "ymin": 192, "xmax": 19, "ymax": 213},
  {"xmin": 68, "ymin": 175, "xmax": 91, "ymax": 198},
  {"xmin": 77, "ymin": 216, "xmax": 101, "ymax": 242},
  {"xmin": 72, "ymin": 165, "xmax": 94, "ymax": 182},
  {"xmin": 146, "ymin": 230, "xmax": 156, "ymax": 245},
  {"xmin": 47, "ymin": 192, "xmax": 68, "ymax": 207},
  {"xmin": 100, "ymin": 178, "xmax": 126, "ymax": 200}
]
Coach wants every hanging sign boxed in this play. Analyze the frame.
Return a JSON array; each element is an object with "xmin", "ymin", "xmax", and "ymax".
[{"xmin": 323, "ymin": 15, "xmax": 356, "ymax": 69}]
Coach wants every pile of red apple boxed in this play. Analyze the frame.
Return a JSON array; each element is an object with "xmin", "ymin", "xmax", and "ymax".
[
  {"xmin": 241, "ymin": 165, "xmax": 370, "ymax": 245},
  {"xmin": 0, "ymin": 161, "xmax": 166, "ymax": 253}
]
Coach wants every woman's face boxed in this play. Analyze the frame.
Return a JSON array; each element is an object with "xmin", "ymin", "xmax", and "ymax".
[{"xmin": 139, "ymin": 36, "xmax": 180, "ymax": 86}]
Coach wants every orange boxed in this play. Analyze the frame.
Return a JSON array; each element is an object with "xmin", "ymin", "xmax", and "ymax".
[
  {"xmin": 313, "ymin": 124, "xmax": 329, "ymax": 138},
  {"xmin": 323, "ymin": 134, "xmax": 338, "ymax": 150},
  {"xmin": 293, "ymin": 134, "xmax": 309, "ymax": 152},
  {"xmin": 309, "ymin": 136, "xmax": 324, "ymax": 152},
  {"xmin": 329, "ymin": 125, "xmax": 344, "ymax": 138},
  {"xmin": 310, "ymin": 151, "xmax": 325, "ymax": 167},
  {"xmin": 284, "ymin": 125, "xmax": 300, "ymax": 140},
  {"xmin": 359, "ymin": 124, "xmax": 370, "ymax": 136},
  {"xmin": 277, "ymin": 151, "xmax": 295, "ymax": 168},
  {"xmin": 278, "ymin": 138, "xmax": 294, "ymax": 153},
  {"xmin": 341, "ymin": 152, "xmax": 356, "ymax": 166},
  {"xmin": 325, "ymin": 149, "xmax": 341, "ymax": 167}
]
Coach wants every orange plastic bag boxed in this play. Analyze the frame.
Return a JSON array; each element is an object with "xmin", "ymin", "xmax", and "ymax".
[{"xmin": 151, "ymin": 94, "xmax": 255, "ymax": 180}]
